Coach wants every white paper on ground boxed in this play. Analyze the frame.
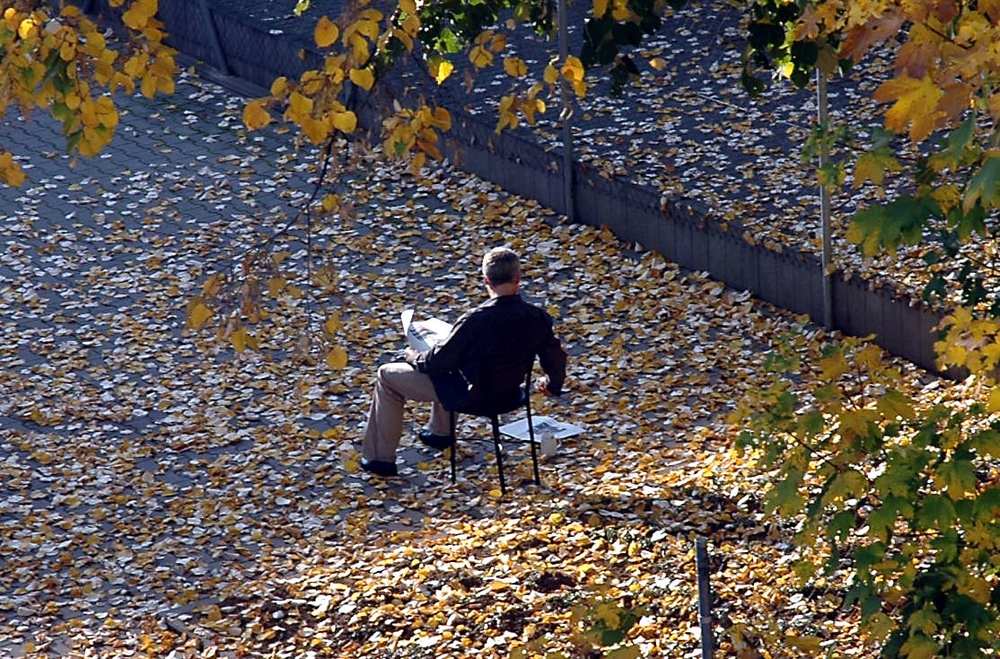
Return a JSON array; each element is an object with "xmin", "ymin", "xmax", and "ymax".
[
  {"xmin": 401, "ymin": 309, "xmax": 453, "ymax": 353},
  {"xmin": 499, "ymin": 415, "xmax": 583, "ymax": 442}
]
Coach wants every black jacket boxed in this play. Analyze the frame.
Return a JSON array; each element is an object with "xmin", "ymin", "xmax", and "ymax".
[{"xmin": 408, "ymin": 294, "xmax": 567, "ymax": 412}]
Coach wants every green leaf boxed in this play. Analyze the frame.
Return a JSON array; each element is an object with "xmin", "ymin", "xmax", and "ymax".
[
  {"xmin": 907, "ymin": 607, "xmax": 941, "ymax": 636},
  {"xmin": 599, "ymin": 628, "xmax": 625, "ymax": 646},
  {"xmin": 973, "ymin": 486, "xmax": 1000, "ymax": 522},
  {"xmin": 931, "ymin": 530, "xmax": 959, "ymax": 562},
  {"xmin": 867, "ymin": 497, "xmax": 904, "ymax": 541},
  {"xmin": 828, "ymin": 509, "xmax": 855, "ymax": 542},
  {"xmin": 916, "ymin": 495, "xmax": 956, "ymax": 530},
  {"xmin": 934, "ymin": 460, "xmax": 977, "ymax": 500},
  {"xmin": 928, "ymin": 117, "xmax": 976, "ymax": 171},
  {"xmin": 877, "ymin": 389, "xmax": 916, "ymax": 420},
  {"xmin": 969, "ymin": 429, "xmax": 1000, "ymax": 458},
  {"xmin": 766, "ymin": 468, "xmax": 805, "ymax": 515},
  {"xmin": 864, "ymin": 612, "xmax": 895, "ymax": 642},
  {"xmin": 899, "ymin": 633, "xmax": 939, "ymax": 659},
  {"xmin": 822, "ymin": 469, "xmax": 867, "ymax": 506},
  {"xmin": 847, "ymin": 195, "xmax": 938, "ymax": 256},
  {"xmin": 963, "ymin": 155, "xmax": 1000, "ymax": 213},
  {"xmin": 798, "ymin": 409, "xmax": 825, "ymax": 437},
  {"xmin": 943, "ymin": 595, "xmax": 991, "ymax": 636},
  {"xmin": 854, "ymin": 542, "xmax": 886, "ymax": 576},
  {"xmin": 875, "ymin": 447, "xmax": 930, "ymax": 498}
]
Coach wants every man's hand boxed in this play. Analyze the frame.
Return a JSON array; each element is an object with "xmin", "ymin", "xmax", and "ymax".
[
  {"xmin": 534, "ymin": 375, "xmax": 555, "ymax": 396},
  {"xmin": 404, "ymin": 347, "xmax": 420, "ymax": 364}
]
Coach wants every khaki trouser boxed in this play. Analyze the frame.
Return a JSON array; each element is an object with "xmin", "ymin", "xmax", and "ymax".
[{"xmin": 363, "ymin": 362, "xmax": 451, "ymax": 462}]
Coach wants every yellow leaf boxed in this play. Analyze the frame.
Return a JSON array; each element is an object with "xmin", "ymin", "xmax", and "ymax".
[
  {"xmin": 326, "ymin": 346, "xmax": 348, "ymax": 369},
  {"xmin": 543, "ymin": 64, "xmax": 559, "ymax": 84},
  {"xmin": 430, "ymin": 106, "xmax": 451, "ymax": 130},
  {"xmin": 561, "ymin": 55, "xmax": 585, "ymax": 82},
  {"xmin": 140, "ymin": 73, "xmax": 157, "ymax": 99},
  {"xmin": 242, "ymin": 99, "xmax": 271, "ymax": 130},
  {"xmin": 18, "ymin": 17, "xmax": 37, "ymax": 39},
  {"xmin": 956, "ymin": 572, "xmax": 991, "ymax": 604},
  {"xmin": 321, "ymin": 194, "xmax": 339, "ymax": 212},
  {"xmin": 410, "ymin": 151, "xmax": 426, "ymax": 174},
  {"xmin": 122, "ymin": 3, "xmax": 152, "ymax": 30},
  {"xmin": 301, "ymin": 116, "xmax": 330, "ymax": 144},
  {"xmin": 855, "ymin": 344, "xmax": 883, "ymax": 371},
  {"xmin": 469, "ymin": 45, "xmax": 493, "ymax": 69},
  {"xmin": 429, "ymin": 56, "xmax": 454, "ymax": 84},
  {"xmin": 605, "ymin": 647, "xmax": 640, "ymax": 659},
  {"xmin": 648, "ymin": 57, "xmax": 667, "ymax": 70},
  {"xmin": 0, "ymin": 151, "xmax": 26, "ymax": 187},
  {"xmin": 931, "ymin": 184, "xmax": 961, "ymax": 213},
  {"xmin": 267, "ymin": 276, "xmax": 286, "ymax": 297},
  {"xmin": 786, "ymin": 636, "xmax": 822, "ymax": 653},
  {"xmin": 400, "ymin": 0, "xmax": 417, "ymax": 14},
  {"xmin": 873, "ymin": 75, "xmax": 944, "ymax": 142},
  {"xmin": 332, "ymin": 111, "xmax": 357, "ymax": 133},
  {"xmin": 201, "ymin": 273, "xmax": 223, "ymax": 297},
  {"xmin": 593, "ymin": 0, "xmax": 609, "ymax": 16},
  {"xmin": 324, "ymin": 312, "xmax": 341, "ymax": 338},
  {"xmin": 488, "ymin": 580, "xmax": 510, "ymax": 591},
  {"xmin": 987, "ymin": 387, "xmax": 1000, "ymax": 413},
  {"xmin": 853, "ymin": 151, "xmax": 902, "ymax": 188},
  {"xmin": 349, "ymin": 67, "xmax": 375, "ymax": 91},
  {"xmin": 349, "ymin": 33, "xmax": 369, "ymax": 62},
  {"xmin": 818, "ymin": 351, "xmax": 848, "ymax": 381},
  {"xmin": 314, "ymin": 16, "xmax": 339, "ymax": 47},
  {"xmin": 270, "ymin": 76, "xmax": 288, "ymax": 97},
  {"xmin": 989, "ymin": 93, "xmax": 1000, "ymax": 122},
  {"xmin": 288, "ymin": 91, "xmax": 313, "ymax": 118},
  {"xmin": 503, "ymin": 56, "xmax": 527, "ymax": 78},
  {"xmin": 230, "ymin": 327, "xmax": 250, "ymax": 353},
  {"xmin": 187, "ymin": 301, "xmax": 213, "ymax": 330}
]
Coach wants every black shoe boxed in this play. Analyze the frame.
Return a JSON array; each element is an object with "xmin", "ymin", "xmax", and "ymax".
[
  {"xmin": 418, "ymin": 431, "xmax": 455, "ymax": 450},
  {"xmin": 360, "ymin": 458, "xmax": 398, "ymax": 477}
]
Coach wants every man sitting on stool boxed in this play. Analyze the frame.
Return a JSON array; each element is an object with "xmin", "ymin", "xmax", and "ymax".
[{"xmin": 361, "ymin": 246, "xmax": 567, "ymax": 477}]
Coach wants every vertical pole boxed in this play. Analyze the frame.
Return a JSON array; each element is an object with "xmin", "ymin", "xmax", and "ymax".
[
  {"xmin": 557, "ymin": 0, "xmax": 576, "ymax": 222},
  {"xmin": 198, "ymin": 0, "xmax": 231, "ymax": 76},
  {"xmin": 696, "ymin": 537, "xmax": 713, "ymax": 659},
  {"xmin": 816, "ymin": 70, "xmax": 834, "ymax": 330}
]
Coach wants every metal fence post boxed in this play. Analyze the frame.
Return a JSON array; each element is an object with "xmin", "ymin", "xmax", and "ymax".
[
  {"xmin": 557, "ymin": 0, "xmax": 576, "ymax": 222},
  {"xmin": 696, "ymin": 537, "xmax": 714, "ymax": 658},
  {"xmin": 816, "ymin": 70, "xmax": 834, "ymax": 330}
]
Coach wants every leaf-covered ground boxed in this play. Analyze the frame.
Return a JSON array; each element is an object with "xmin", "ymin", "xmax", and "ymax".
[
  {"xmin": 226, "ymin": 0, "xmax": 997, "ymax": 305},
  {"xmin": 0, "ymin": 73, "xmax": 948, "ymax": 657}
]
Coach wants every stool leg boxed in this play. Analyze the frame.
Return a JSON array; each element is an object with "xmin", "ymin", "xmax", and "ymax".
[
  {"xmin": 526, "ymin": 402, "xmax": 541, "ymax": 486},
  {"xmin": 449, "ymin": 411, "xmax": 457, "ymax": 484},
  {"xmin": 491, "ymin": 416, "xmax": 506, "ymax": 495}
]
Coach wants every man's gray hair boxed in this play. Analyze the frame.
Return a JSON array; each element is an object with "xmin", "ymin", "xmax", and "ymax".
[{"xmin": 482, "ymin": 247, "xmax": 520, "ymax": 286}]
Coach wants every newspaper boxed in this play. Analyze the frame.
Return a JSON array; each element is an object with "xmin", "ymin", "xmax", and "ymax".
[
  {"xmin": 499, "ymin": 415, "xmax": 583, "ymax": 442},
  {"xmin": 401, "ymin": 309, "xmax": 453, "ymax": 353}
]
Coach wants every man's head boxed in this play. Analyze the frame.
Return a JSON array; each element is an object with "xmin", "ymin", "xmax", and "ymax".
[{"xmin": 482, "ymin": 247, "xmax": 521, "ymax": 297}]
